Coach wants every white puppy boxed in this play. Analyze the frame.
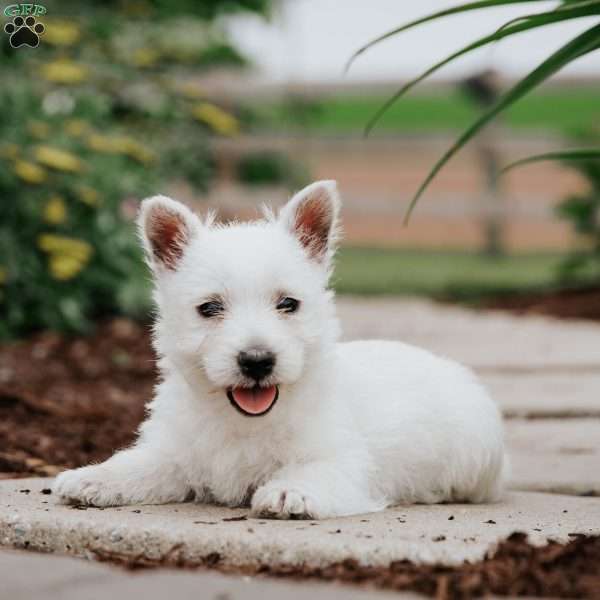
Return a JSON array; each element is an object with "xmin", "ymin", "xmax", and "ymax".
[{"xmin": 53, "ymin": 181, "xmax": 506, "ymax": 518}]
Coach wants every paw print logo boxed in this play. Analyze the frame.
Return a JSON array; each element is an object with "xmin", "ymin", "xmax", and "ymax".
[{"xmin": 4, "ymin": 15, "xmax": 45, "ymax": 48}]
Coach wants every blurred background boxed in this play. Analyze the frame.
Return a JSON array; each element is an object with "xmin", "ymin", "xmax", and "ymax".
[{"xmin": 1, "ymin": 0, "xmax": 599, "ymax": 340}]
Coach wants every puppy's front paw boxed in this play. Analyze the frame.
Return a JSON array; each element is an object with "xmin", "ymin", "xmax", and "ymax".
[
  {"xmin": 251, "ymin": 483, "xmax": 320, "ymax": 519},
  {"xmin": 53, "ymin": 465, "xmax": 124, "ymax": 507}
]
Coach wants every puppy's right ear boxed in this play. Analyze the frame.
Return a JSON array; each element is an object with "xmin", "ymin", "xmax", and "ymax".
[
  {"xmin": 137, "ymin": 195, "xmax": 201, "ymax": 271},
  {"xmin": 279, "ymin": 180, "xmax": 341, "ymax": 264}
]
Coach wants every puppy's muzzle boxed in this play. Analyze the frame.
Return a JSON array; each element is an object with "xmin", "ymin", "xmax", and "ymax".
[{"xmin": 237, "ymin": 348, "xmax": 276, "ymax": 382}]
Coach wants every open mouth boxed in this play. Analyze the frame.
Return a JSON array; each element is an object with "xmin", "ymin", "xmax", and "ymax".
[{"xmin": 227, "ymin": 385, "xmax": 279, "ymax": 417}]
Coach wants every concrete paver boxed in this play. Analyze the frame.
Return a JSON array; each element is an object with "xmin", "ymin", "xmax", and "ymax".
[
  {"xmin": 1, "ymin": 548, "xmax": 409, "ymax": 600},
  {"xmin": 506, "ymin": 419, "xmax": 600, "ymax": 496},
  {"xmin": 1, "ymin": 478, "xmax": 599, "ymax": 570},
  {"xmin": 484, "ymin": 373, "xmax": 600, "ymax": 418},
  {"xmin": 337, "ymin": 298, "xmax": 600, "ymax": 418},
  {"xmin": 337, "ymin": 298, "xmax": 600, "ymax": 370}
]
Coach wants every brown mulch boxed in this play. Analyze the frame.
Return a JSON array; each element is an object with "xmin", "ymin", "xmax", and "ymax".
[
  {"xmin": 484, "ymin": 286, "xmax": 600, "ymax": 321},
  {"xmin": 93, "ymin": 532, "xmax": 600, "ymax": 599},
  {"xmin": 0, "ymin": 318, "xmax": 153, "ymax": 478}
]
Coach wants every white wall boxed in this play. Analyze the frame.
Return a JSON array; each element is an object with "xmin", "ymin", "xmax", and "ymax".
[{"xmin": 225, "ymin": 0, "xmax": 600, "ymax": 83}]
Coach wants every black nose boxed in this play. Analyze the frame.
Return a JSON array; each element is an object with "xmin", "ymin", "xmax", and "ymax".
[{"xmin": 237, "ymin": 349, "xmax": 276, "ymax": 381}]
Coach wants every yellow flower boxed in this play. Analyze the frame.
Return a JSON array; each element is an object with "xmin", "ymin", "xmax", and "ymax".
[
  {"xmin": 131, "ymin": 48, "xmax": 160, "ymax": 68},
  {"xmin": 191, "ymin": 102, "xmax": 239, "ymax": 136},
  {"xmin": 43, "ymin": 19, "xmax": 81, "ymax": 47},
  {"xmin": 38, "ymin": 234, "xmax": 92, "ymax": 259},
  {"xmin": 86, "ymin": 134, "xmax": 155, "ymax": 164},
  {"xmin": 28, "ymin": 120, "xmax": 50, "ymax": 139},
  {"xmin": 76, "ymin": 185, "xmax": 100, "ymax": 206},
  {"xmin": 13, "ymin": 160, "xmax": 47, "ymax": 184},
  {"xmin": 0, "ymin": 267, "xmax": 7, "ymax": 285},
  {"xmin": 34, "ymin": 145, "xmax": 83, "ymax": 173},
  {"xmin": 44, "ymin": 196, "xmax": 68, "ymax": 225},
  {"xmin": 86, "ymin": 133, "xmax": 118, "ymax": 153},
  {"xmin": 122, "ymin": 139, "xmax": 155, "ymax": 164},
  {"xmin": 49, "ymin": 255, "xmax": 86, "ymax": 280},
  {"xmin": 40, "ymin": 59, "xmax": 88, "ymax": 84},
  {"xmin": 64, "ymin": 119, "xmax": 90, "ymax": 137},
  {"xmin": 75, "ymin": 185, "xmax": 100, "ymax": 206},
  {"xmin": 0, "ymin": 144, "xmax": 19, "ymax": 159},
  {"xmin": 38, "ymin": 234, "xmax": 93, "ymax": 281}
]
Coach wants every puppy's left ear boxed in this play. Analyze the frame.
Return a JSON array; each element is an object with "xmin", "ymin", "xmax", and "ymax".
[{"xmin": 279, "ymin": 180, "xmax": 341, "ymax": 264}]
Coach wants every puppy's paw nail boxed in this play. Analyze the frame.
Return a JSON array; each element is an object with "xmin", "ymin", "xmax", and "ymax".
[{"xmin": 251, "ymin": 484, "xmax": 315, "ymax": 520}]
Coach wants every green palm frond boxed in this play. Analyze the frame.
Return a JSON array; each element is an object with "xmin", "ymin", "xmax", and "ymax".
[
  {"xmin": 495, "ymin": 0, "xmax": 600, "ymax": 32},
  {"xmin": 363, "ymin": 2, "xmax": 600, "ymax": 136},
  {"xmin": 405, "ymin": 23, "xmax": 600, "ymax": 222},
  {"xmin": 347, "ymin": 0, "xmax": 600, "ymax": 221},
  {"xmin": 501, "ymin": 149, "xmax": 600, "ymax": 172}
]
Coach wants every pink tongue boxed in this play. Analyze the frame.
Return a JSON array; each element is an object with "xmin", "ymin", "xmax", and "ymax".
[{"xmin": 231, "ymin": 386, "xmax": 277, "ymax": 415}]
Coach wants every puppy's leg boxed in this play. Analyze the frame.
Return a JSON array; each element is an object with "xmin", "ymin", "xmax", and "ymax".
[
  {"xmin": 251, "ymin": 460, "xmax": 384, "ymax": 519},
  {"xmin": 52, "ymin": 445, "xmax": 190, "ymax": 507}
]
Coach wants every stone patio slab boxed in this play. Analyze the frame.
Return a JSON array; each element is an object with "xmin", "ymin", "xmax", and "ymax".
[
  {"xmin": 337, "ymin": 298, "xmax": 600, "ymax": 418},
  {"xmin": 1, "ymin": 478, "xmax": 599, "ymax": 569},
  {"xmin": 337, "ymin": 298, "xmax": 600, "ymax": 370},
  {"xmin": 483, "ymin": 373, "xmax": 600, "ymax": 418},
  {"xmin": 506, "ymin": 418, "xmax": 600, "ymax": 496},
  {"xmin": 2, "ymin": 548, "xmax": 407, "ymax": 600}
]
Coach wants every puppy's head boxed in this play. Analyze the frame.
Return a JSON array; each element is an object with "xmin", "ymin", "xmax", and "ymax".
[{"xmin": 138, "ymin": 181, "xmax": 341, "ymax": 418}]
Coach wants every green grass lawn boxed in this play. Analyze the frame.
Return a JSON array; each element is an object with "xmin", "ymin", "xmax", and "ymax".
[
  {"xmin": 333, "ymin": 247, "xmax": 570, "ymax": 300},
  {"xmin": 250, "ymin": 86, "xmax": 600, "ymax": 134}
]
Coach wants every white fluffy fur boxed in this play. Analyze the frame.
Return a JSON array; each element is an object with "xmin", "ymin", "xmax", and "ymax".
[{"xmin": 53, "ymin": 180, "xmax": 506, "ymax": 519}]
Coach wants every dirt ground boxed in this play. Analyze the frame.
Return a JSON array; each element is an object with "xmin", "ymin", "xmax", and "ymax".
[
  {"xmin": 0, "ymin": 318, "xmax": 151, "ymax": 478},
  {"xmin": 93, "ymin": 532, "xmax": 600, "ymax": 600},
  {"xmin": 484, "ymin": 286, "xmax": 600, "ymax": 321}
]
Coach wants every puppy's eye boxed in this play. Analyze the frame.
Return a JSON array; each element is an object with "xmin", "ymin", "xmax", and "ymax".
[
  {"xmin": 197, "ymin": 300, "xmax": 224, "ymax": 318},
  {"xmin": 276, "ymin": 297, "xmax": 300, "ymax": 314}
]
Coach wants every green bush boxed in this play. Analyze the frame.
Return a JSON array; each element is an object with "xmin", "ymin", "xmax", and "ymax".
[
  {"xmin": 557, "ymin": 156, "xmax": 600, "ymax": 282},
  {"xmin": 345, "ymin": 1, "xmax": 600, "ymax": 219},
  {"xmin": 236, "ymin": 151, "xmax": 309, "ymax": 188},
  {"xmin": 0, "ymin": 75, "xmax": 165, "ymax": 337},
  {"xmin": 0, "ymin": 1, "xmax": 268, "ymax": 339}
]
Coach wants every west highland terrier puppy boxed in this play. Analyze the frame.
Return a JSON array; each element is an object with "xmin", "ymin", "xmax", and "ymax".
[{"xmin": 53, "ymin": 181, "xmax": 506, "ymax": 518}]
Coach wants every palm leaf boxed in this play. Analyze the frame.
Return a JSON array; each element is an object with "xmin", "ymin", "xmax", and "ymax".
[
  {"xmin": 494, "ymin": 0, "xmax": 600, "ymax": 33},
  {"xmin": 403, "ymin": 23, "xmax": 600, "ymax": 224},
  {"xmin": 363, "ymin": 2, "xmax": 600, "ymax": 135},
  {"xmin": 344, "ymin": 0, "xmax": 550, "ymax": 74},
  {"xmin": 501, "ymin": 148, "xmax": 600, "ymax": 172}
]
